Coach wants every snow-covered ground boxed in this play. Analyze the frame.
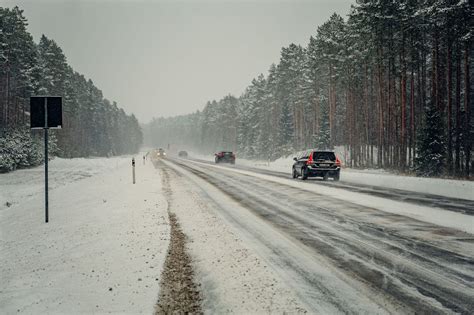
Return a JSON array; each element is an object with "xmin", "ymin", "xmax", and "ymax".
[
  {"xmin": 189, "ymin": 152, "xmax": 474, "ymax": 201},
  {"xmin": 0, "ymin": 156, "xmax": 169, "ymax": 314},
  {"xmin": 1, "ymin": 157, "xmax": 129, "ymax": 209}
]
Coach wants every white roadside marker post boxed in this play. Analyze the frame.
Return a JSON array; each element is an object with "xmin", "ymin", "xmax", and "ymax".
[{"xmin": 132, "ymin": 158, "xmax": 136, "ymax": 184}]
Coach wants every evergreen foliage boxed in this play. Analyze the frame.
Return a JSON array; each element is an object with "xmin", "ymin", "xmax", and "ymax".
[
  {"xmin": 415, "ymin": 103, "xmax": 446, "ymax": 176},
  {"xmin": 0, "ymin": 7, "xmax": 142, "ymax": 172},
  {"xmin": 316, "ymin": 97, "xmax": 331, "ymax": 150},
  {"xmin": 0, "ymin": 128, "xmax": 44, "ymax": 172}
]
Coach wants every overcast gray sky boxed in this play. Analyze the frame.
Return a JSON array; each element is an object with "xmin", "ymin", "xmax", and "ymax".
[{"xmin": 1, "ymin": 0, "xmax": 352, "ymax": 123}]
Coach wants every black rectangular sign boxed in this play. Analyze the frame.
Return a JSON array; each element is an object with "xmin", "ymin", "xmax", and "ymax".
[{"xmin": 30, "ymin": 97, "xmax": 62, "ymax": 129}]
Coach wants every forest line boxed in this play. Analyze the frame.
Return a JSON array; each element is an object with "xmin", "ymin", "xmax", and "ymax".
[
  {"xmin": 0, "ymin": 7, "xmax": 142, "ymax": 172},
  {"xmin": 145, "ymin": 0, "xmax": 472, "ymax": 178}
]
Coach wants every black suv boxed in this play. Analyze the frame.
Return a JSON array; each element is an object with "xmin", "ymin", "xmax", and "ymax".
[
  {"xmin": 215, "ymin": 151, "xmax": 235, "ymax": 164},
  {"xmin": 292, "ymin": 151, "xmax": 341, "ymax": 181}
]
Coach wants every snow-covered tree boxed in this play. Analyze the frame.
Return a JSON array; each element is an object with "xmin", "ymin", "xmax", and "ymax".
[
  {"xmin": 415, "ymin": 103, "xmax": 446, "ymax": 176},
  {"xmin": 0, "ymin": 8, "xmax": 142, "ymax": 172}
]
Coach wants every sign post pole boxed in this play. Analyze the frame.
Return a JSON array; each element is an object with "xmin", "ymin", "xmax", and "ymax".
[
  {"xmin": 30, "ymin": 96, "xmax": 62, "ymax": 223},
  {"xmin": 44, "ymin": 98, "xmax": 49, "ymax": 223}
]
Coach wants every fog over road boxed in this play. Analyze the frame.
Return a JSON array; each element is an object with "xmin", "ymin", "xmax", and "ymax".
[{"xmin": 159, "ymin": 157, "xmax": 474, "ymax": 314}]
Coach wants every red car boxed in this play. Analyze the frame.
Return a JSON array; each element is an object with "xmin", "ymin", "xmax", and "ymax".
[{"xmin": 215, "ymin": 151, "xmax": 235, "ymax": 164}]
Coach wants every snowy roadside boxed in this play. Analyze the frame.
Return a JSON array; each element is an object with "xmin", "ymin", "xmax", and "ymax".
[
  {"xmin": 158, "ymin": 159, "xmax": 308, "ymax": 313},
  {"xmin": 187, "ymin": 152, "xmax": 473, "ymax": 201},
  {"xmin": 0, "ymin": 156, "xmax": 131, "ymax": 209},
  {"xmin": 0, "ymin": 156, "xmax": 169, "ymax": 314}
]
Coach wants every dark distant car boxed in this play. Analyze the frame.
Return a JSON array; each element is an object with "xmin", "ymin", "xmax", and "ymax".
[
  {"xmin": 215, "ymin": 151, "xmax": 235, "ymax": 164},
  {"xmin": 292, "ymin": 150, "xmax": 341, "ymax": 181},
  {"xmin": 178, "ymin": 151, "xmax": 188, "ymax": 158}
]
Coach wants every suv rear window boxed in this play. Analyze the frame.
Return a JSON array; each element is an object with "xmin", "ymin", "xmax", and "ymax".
[{"xmin": 312, "ymin": 151, "xmax": 336, "ymax": 161}]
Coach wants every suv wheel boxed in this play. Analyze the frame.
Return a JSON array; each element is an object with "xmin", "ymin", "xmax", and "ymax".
[
  {"xmin": 301, "ymin": 167, "xmax": 308, "ymax": 180},
  {"xmin": 323, "ymin": 172, "xmax": 329, "ymax": 181},
  {"xmin": 333, "ymin": 171, "xmax": 340, "ymax": 181},
  {"xmin": 292, "ymin": 168, "xmax": 298, "ymax": 179}
]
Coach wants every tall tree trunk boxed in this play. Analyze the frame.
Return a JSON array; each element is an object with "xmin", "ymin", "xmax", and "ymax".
[
  {"xmin": 377, "ymin": 48, "xmax": 385, "ymax": 168},
  {"xmin": 329, "ymin": 63, "xmax": 334, "ymax": 148},
  {"xmin": 434, "ymin": 30, "xmax": 441, "ymax": 112},
  {"xmin": 370, "ymin": 66, "xmax": 375, "ymax": 167},
  {"xmin": 314, "ymin": 87, "xmax": 320, "ymax": 144},
  {"xmin": 347, "ymin": 88, "xmax": 353, "ymax": 167},
  {"xmin": 447, "ymin": 43, "xmax": 453, "ymax": 175},
  {"xmin": 384, "ymin": 60, "xmax": 393, "ymax": 167},
  {"xmin": 401, "ymin": 48, "xmax": 407, "ymax": 171},
  {"xmin": 432, "ymin": 33, "xmax": 437, "ymax": 109},
  {"xmin": 4, "ymin": 67, "xmax": 10, "ymax": 128},
  {"xmin": 332, "ymin": 66, "xmax": 337, "ymax": 148},
  {"xmin": 464, "ymin": 42, "xmax": 471, "ymax": 177},
  {"xmin": 455, "ymin": 49, "xmax": 461, "ymax": 175},
  {"xmin": 410, "ymin": 69, "xmax": 415, "ymax": 168},
  {"xmin": 365, "ymin": 62, "xmax": 370, "ymax": 167}
]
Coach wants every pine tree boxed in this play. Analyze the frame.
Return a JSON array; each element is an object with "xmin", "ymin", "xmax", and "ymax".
[
  {"xmin": 0, "ymin": 9, "xmax": 143, "ymax": 171},
  {"xmin": 315, "ymin": 95, "xmax": 331, "ymax": 150},
  {"xmin": 415, "ymin": 103, "xmax": 446, "ymax": 177},
  {"xmin": 277, "ymin": 103, "xmax": 294, "ymax": 156}
]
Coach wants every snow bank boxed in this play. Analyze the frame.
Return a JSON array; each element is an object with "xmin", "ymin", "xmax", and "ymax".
[{"xmin": 0, "ymin": 156, "xmax": 169, "ymax": 313}]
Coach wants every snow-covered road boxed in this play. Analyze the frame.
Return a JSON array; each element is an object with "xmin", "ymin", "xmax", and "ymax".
[{"xmin": 161, "ymin": 157, "xmax": 474, "ymax": 314}]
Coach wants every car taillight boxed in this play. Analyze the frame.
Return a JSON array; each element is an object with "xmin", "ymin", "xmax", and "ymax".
[
  {"xmin": 336, "ymin": 156, "xmax": 341, "ymax": 167},
  {"xmin": 306, "ymin": 153, "xmax": 313, "ymax": 165}
]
